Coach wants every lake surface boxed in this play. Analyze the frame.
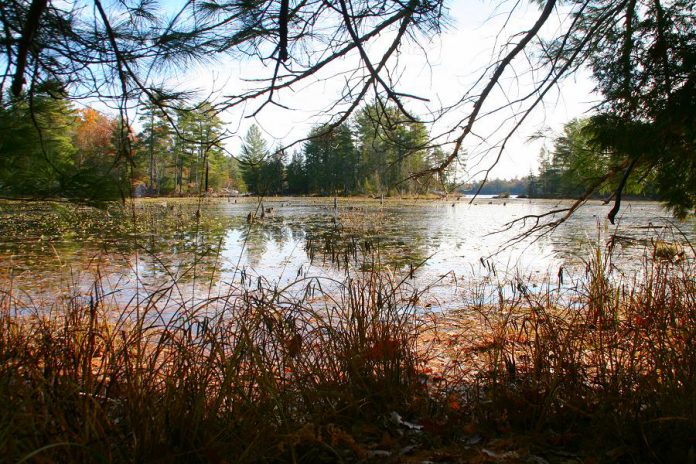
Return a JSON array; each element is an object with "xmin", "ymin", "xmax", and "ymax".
[{"xmin": 1, "ymin": 197, "xmax": 694, "ymax": 309}]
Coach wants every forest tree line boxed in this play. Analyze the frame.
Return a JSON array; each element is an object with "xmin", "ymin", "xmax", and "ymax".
[
  {"xmin": 0, "ymin": 84, "xmax": 242, "ymax": 201},
  {"xmin": 243, "ymin": 103, "xmax": 453, "ymax": 196},
  {"xmin": 0, "ymin": 87, "xmax": 674, "ymax": 203},
  {"xmin": 1, "ymin": 0, "xmax": 693, "ymax": 217},
  {"xmin": 0, "ymin": 92, "xmax": 456, "ymax": 199},
  {"xmin": 462, "ymin": 118, "xmax": 663, "ymax": 200},
  {"xmin": 527, "ymin": 118, "xmax": 660, "ymax": 200}
]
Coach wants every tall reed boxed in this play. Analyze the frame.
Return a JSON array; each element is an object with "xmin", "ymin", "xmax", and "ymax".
[
  {"xmin": 440, "ymin": 243, "xmax": 696, "ymax": 461},
  {"xmin": 0, "ymin": 269, "xmax": 427, "ymax": 462}
]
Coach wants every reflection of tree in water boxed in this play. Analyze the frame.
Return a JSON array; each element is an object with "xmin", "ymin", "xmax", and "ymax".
[
  {"xmin": 289, "ymin": 222, "xmax": 306, "ymax": 244},
  {"xmin": 0, "ymin": 200, "xmax": 244, "ymax": 285},
  {"xmin": 239, "ymin": 224, "xmax": 270, "ymax": 268},
  {"xmin": 239, "ymin": 218, "xmax": 307, "ymax": 268},
  {"xmin": 222, "ymin": 208, "xmax": 434, "ymax": 274},
  {"xmin": 14, "ymin": 199, "xmax": 689, "ymax": 291},
  {"xmin": 267, "ymin": 220, "xmax": 290, "ymax": 249},
  {"xmin": 298, "ymin": 209, "xmax": 431, "ymax": 272},
  {"xmin": 133, "ymin": 206, "xmax": 239, "ymax": 283},
  {"xmin": 1, "ymin": 201, "xmax": 433, "ymax": 282}
]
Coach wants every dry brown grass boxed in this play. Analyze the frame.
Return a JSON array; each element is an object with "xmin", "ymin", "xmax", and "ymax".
[
  {"xmin": 0, "ymin": 269, "xmax": 432, "ymax": 462},
  {"xmin": 419, "ymin": 245, "xmax": 696, "ymax": 462},
  {"xmin": 0, "ymin": 244, "xmax": 694, "ymax": 462}
]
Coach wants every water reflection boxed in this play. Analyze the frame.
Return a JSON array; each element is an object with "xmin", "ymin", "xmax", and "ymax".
[{"xmin": 0, "ymin": 198, "xmax": 693, "ymax": 305}]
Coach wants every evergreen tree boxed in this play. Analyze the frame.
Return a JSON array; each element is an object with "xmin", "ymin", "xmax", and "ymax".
[
  {"xmin": 428, "ymin": 147, "xmax": 459, "ymax": 193},
  {"xmin": 171, "ymin": 104, "xmax": 226, "ymax": 194},
  {"xmin": 542, "ymin": 0, "xmax": 696, "ymax": 218},
  {"xmin": 0, "ymin": 82, "xmax": 128, "ymax": 201},
  {"xmin": 354, "ymin": 103, "xmax": 429, "ymax": 195},
  {"xmin": 260, "ymin": 148, "xmax": 286, "ymax": 195},
  {"xmin": 0, "ymin": 87, "xmax": 76, "ymax": 196},
  {"xmin": 303, "ymin": 124, "xmax": 356, "ymax": 194},
  {"xmin": 535, "ymin": 118, "xmax": 659, "ymax": 201},
  {"xmin": 551, "ymin": 119, "xmax": 609, "ymax": 197},
  {"xmin": 286, "ymin": 151, "xmax": 307, "ymax": 195},
  {"xmin": 239, "ymin": 125, "xmax": 269, "ymax": 194},
  {"xmin": 136, "ymin": 104, "xmax": 173, "ymax": 194}
]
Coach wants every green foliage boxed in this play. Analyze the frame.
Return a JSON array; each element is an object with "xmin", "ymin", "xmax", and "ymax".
[
  {"xmin": 552, "ymin": 119, "xmax": 608, "ymax": 195},
  {"xmin": 534, "ymin": 119, "xmax": 612, "ymax": 198},
  {"xmin": 134, "ymin": 104, "xmax": 173, "ymax": 194},
  {"xmin": 544, "ymin": 0, "xmax": 696, "ymax": 216},
  {"xmin": 354, "ymin": 103, "xmax": 429, "ymax": 195},
  {"xmin": 286, "ymin": 151, "xmax": 307, "ymax": 195},
  {"xmin": 463, "ymin": 177, "xmax": 529, "ymax": 196},
  {"xmin": 304, "ymin": 123, "xmax": 357, "ymax": 194},
  {"xmin": 260, "ymin": 148, "xmax": 286, "ymax": 195},
  {"xmin": 0, "ymin": 87, "xmax": 128, "ymax": 203},
  {"xmin": 250, "ymin": 102, "xmax": 438, "ymax": 197},
  {"xmin": 0, "ymin": 97, "xmax": 439, "ymax": 199},
  {"xmin": 278, "ymin": 103, "xmax": 436, "ymax": 196},
  {"xmin": 130, "ymin": 102, "xmax": 241, "ymax": 196},
  {"xmin": 0, "ymin": 90, "xmax": 243, "ymax": 201},
  {"xmin": 428, "ymin": 147, "xmax": 459, "ymax": 192},
  {"xmin": 174, "ymin": 103, "xmax": 227, "ymax": 194},
  {"xmin": 239, "ymin": 124, "xmax": 269, "ymax": 194},
  {"xmin": 533, "ymin": 118, "xmax": 665, "ymax": 202},
  {"xmin": 0, "ymin": 91, "xmax": 75, "ymax": 196},
  {"xmin": 586, "ymin": 108, "xmax": 696, "ymax": 218}
]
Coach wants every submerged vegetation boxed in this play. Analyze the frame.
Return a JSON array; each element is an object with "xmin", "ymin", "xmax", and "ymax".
[{"xmin": 1, "ymin": 231, "xmax": 694, "ymax": 462}]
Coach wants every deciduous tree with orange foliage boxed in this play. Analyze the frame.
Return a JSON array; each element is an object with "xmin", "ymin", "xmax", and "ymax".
[{"xmin": 74, "ymin": 108, "xmax": 117, "ymax": 169}]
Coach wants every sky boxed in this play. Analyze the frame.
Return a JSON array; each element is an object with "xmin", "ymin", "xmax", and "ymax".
[{"xmin": 152, "ymin": 0, "xmax": 600, "ymax": 180}]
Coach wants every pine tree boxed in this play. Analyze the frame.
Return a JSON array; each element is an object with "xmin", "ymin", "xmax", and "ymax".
[{"xmin": 239, "ymin": 125, "xmax": 269, "ymax": 194}]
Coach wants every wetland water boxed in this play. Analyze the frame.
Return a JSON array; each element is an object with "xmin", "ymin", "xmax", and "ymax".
[{"xmin": 1, "ymin": 197, "xmax": 694, "ymax": 309}]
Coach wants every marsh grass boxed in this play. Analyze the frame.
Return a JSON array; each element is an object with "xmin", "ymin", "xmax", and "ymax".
[
  {"xmin": 0, "ymin": 263, "xmax": 430, "ymax": 462},
  {"xmin": 429, "ymin": 243, "xmax": 696, "ymax": 462},
  {"xmin": 0, "ymin": 240, "xmax": 694, "ymax": 462}
]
